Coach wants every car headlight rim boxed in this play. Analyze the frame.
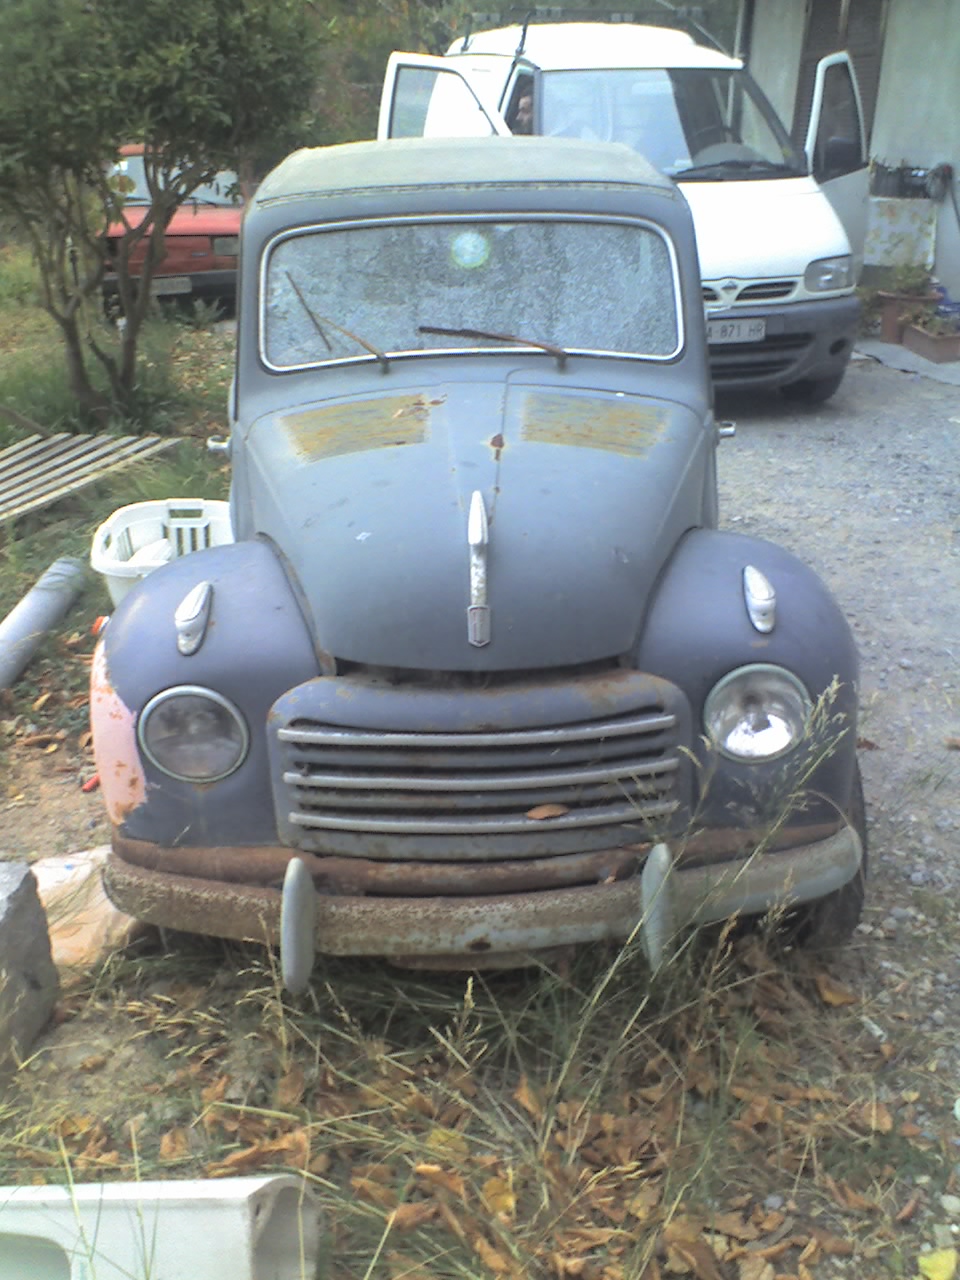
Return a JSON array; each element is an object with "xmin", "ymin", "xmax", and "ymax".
[
  {"xmin": 138, "ymin": 684, "xmax": 249, "ymax": 782},
  {"xmin": 704, "ymin": 664, "xmax": 812, "ymax": 763}
]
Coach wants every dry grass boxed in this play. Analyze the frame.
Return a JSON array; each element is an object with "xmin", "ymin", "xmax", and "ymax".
[{"xmin": 1, "ymin": 919, "xmax": 955, "ymax": 1280}]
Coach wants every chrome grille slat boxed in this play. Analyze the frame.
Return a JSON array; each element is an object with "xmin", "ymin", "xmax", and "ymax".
[
  {"xmin": 290, "ymin": 798, "xmax": 678, "ymax": 835},
  {"xmin": 278, "ymin": 711, "xmax": 676, "ymax": 749},
  {"xmin": 282, "ymin": 756, "xmax": 677, "ymax": 793}
]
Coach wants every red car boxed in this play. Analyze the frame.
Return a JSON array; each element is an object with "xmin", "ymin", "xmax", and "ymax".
[{"xmin": 104, "ymin": 145, "xmax": 243, "ymax": 311}]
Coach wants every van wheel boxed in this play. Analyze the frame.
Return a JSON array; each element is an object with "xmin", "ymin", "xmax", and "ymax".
[
  {"xmin": 794, "ymin": 763, "xmax": 868, "ymax": 949},
  {"xmin": 780, "ymin": 368, "xmax": 846, "ymax": 404}
]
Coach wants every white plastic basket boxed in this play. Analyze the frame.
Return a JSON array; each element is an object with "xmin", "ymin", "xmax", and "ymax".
[{"xmin": 90, "ymin": 498, "xmax": 234, "ymax": 606}]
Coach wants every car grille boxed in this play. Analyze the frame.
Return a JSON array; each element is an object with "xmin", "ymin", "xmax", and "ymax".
[
  {"xmin": 702, "ymin": 279, "xmax": 797, "ymax": 304},
  {"xmin": 269, "ymin": 671, "xmax": 691, "ymax": 860}
]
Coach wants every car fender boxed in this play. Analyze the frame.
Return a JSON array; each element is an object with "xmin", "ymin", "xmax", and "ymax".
[
  {"xmin": 634, "ymin": 527, "xmax": 859, "ymax": 827},
  {"xmin": 92, "ymin": 539, "xmax": 319, "ymax": 846}
]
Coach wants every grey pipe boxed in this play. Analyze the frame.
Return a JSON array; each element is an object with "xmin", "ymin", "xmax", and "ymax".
[{"xmin": 0, "ymin": 558, "xmax": 87, "ymax": 689}]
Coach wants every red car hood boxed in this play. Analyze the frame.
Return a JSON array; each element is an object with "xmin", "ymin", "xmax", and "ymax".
[{"xmin": 107, "ymin": 203, "xmax": 241, "ymax": 238}]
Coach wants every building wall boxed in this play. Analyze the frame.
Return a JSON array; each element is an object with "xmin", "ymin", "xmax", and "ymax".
[
  {"xmin": 870, "ymin": 0, "xmax": 960, "ymax": 295},
  {"xmin": 741, "ymin": 0, "xmax": 807, "ymax": 131}
]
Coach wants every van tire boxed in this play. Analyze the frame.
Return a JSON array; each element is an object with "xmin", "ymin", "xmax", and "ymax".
[{"xmin": 780, "ymin": 368, "xmax": 846, "ymax": 404}]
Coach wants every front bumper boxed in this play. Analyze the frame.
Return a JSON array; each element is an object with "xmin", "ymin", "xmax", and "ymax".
[
  {"xmin": 104, "ymin": 824, "xmax": 862, "ymax": 968},
  {"xmin": 706, "ymin": 293, "xmax": 860, "ymax": 391}
]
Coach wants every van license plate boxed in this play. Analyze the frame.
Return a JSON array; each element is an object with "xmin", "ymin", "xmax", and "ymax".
[
  {"xmin": 151, "ymin": 276, "xmax": 193, "ymax": 296},
  {"xmin": 707, "ymin": 318, "xmax": 766, "ymax": 344}
]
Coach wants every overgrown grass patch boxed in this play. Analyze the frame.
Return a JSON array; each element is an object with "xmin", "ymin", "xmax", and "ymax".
[{"xmin": 1, "ymin": 926, "xmax": 955, "ymax": 1279}]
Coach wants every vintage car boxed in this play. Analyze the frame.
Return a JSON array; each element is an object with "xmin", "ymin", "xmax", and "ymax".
[{"xmin": 91, "ymin": 137, "xmax": 866, "ymax": 990}]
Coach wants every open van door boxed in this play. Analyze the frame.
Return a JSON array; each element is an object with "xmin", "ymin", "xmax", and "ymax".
[
  {"xmin": 378, "ymin": 52, "xmax": 514, "ymax": 140},
  {"xmin": 804, "ymin": 52, "xmax": 869, "ymax": 278}
]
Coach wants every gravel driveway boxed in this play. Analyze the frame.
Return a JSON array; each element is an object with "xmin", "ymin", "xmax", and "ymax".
[{"xmin": 717, "ymin": 349, "xmax": 960, "ymax": 1097}]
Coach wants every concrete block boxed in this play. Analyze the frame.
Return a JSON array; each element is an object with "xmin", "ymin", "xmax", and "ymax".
[{"xmin": 0, "ymin": 861, "xmax": 59, "ymax": 1069}]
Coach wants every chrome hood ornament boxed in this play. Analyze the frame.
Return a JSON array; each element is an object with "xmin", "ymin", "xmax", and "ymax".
[{"xmin": 467, "ymin": 490, "xmax": 490, "ymax": 646}]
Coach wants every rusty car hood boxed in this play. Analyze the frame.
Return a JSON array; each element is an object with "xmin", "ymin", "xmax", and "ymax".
[{"xmin": 242, "ymin": 375, "xmax": 709, "ymax": 670}]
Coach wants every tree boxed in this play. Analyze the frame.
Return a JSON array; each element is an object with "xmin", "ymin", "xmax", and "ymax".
[{"xmin": 0, "ymin": 0, "xmax": 319, "ymax": 421}]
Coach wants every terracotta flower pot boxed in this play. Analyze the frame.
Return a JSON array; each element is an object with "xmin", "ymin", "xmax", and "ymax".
[
  {"xmin": 876, "ymin": 291, "xmax": 939, "ymax": 344},
  {"xmin": 902, "ymin": 323, "xmax": 960, "ymax": 363}
]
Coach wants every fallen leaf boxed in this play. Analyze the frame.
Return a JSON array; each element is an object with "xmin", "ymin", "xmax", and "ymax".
[
  {"xmin": 415, "ymin": 1163, "xmax": 466, "ymax": 1199},
  {"xmin": 525, "ymin": 803, "xmax": 569, "ymax": 820},
  {"xmin": 917, "ymin": 1249, "xmax": 958, "ymax": 1280},
  {"xmin": 79, "ymin": 1054, "xmax": 107, "ymax": 1073},
  {"xmin": 481, "ymin": 1174, "xmax": 516, "ymax": 1221},
  {"xmin": 275, "ymin": 1064, "xmax": 305, "ymax": 1108},
  {"xmin": 858, "ymin": 1100, "xmax": 894, "ymax": 1134},
  {"xmin": 159, "ymin": 1128, "xmax": 191, "ymax": 1161},
  {"xmin": 513, "ymin": 1075, "xmax": 543, "ymax": 1120},
  {"xmin": 814, "ymin": 972, "xmax": 858, "ymax": 1006},
  {"xmin": 473, "ymin": 1235, "xmax": 512, "ymax": 1274},
  {"xmin": 426, "ymin": 1127, "xmax": 469, "ymax": 1159},
  {"xmin": 945, "ymin": 738, "xmax": 960, "ymax": 751},
  {"xmin": 390, "ymin": 1201, "xmax": 438, "ymax": 1232},
  {"xmin": 711, "ymin": 1213, "xmax": 759, "ymax": 1241},
  {"xmin": 857, "ymin": 736, "xmax": 880, "ymax": 749}
]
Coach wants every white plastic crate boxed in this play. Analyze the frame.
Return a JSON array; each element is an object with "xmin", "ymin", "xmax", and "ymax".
[{"xmin": 90, "ymin": 498, "xmax": 233, "ymax": 606}]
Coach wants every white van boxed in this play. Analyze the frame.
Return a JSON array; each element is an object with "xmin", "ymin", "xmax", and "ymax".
[{"xmin": 378, "ymin": 21, "xmax": 868, "ymax": 403}]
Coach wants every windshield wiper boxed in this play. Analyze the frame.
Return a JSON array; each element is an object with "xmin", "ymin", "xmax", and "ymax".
[
  {"xmin": 673, "ymin": 159, "xmax": 804, "ymax": 181},
  {"xmin": 286, "ymin": 272, "xmax": 390, "ymax": 371},
  {"xmin": 419, "ymin": 325, "xmax": 568, "ymax": 369}
]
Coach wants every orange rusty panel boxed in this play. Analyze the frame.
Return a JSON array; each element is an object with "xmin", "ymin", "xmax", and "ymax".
[
  {"xmin": 90, "ymin": 642, "xmax": 147, "ymax": 824},
  {"xmin": 520, "ymin": 391, "xmax": 667, "ymax": 455},
  {"xmin": 281, "ymin": 395, "xmax": 431, "ymax": 461}
]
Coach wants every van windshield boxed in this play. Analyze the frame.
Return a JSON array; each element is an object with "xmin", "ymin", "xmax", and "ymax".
[
  {"xmin": 262, "ymin": 216, "xmax": 681, "ymax": 370},
  {"xmin": 540, "ymin": 68, "xmax": 806, "ymax": 179}
]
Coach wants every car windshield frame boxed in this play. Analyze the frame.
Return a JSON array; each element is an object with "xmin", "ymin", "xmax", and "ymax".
[{"xmin": 258, "ymin": 212, "xmax": 684, "ymax": 373}]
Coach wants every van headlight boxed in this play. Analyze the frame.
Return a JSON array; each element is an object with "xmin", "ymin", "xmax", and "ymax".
[
  {"xmin": 138, "ymin": 686, "xmax": 249, "ymax": 781},
  {"xmin": 804, "ymin": 255, "xmax": 853, "ymax": 292},
  {"xmin": 704, "ymin": 665, "xmax": 812, "ymax": 762}
]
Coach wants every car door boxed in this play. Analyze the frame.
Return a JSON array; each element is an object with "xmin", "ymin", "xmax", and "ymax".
[
  {"xmin": 803, "ymin": 52, "xmax": 869, "ymax": 277},
  {"xmin": 378, "ymin": 52, "xmax": 515, "ymax": 140}
]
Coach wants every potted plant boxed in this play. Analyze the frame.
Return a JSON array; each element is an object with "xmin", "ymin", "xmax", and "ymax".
[{"xmin": 875, "ymin": 265, "xmax": 939, "ymax": 343}]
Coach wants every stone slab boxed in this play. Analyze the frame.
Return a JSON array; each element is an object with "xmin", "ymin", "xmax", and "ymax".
[{"xmin": 0, "ymin": 861, "xmax": 59, "ymax": 1069}]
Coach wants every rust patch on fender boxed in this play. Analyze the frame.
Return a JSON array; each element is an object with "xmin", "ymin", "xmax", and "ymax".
[
  {"xmin": 282, "ymin": 395, "xmax": 430, "ymax": 461},
  {"xmin": 520, "ymin": 391, "xmax": 666, "ymax": 455},
  {"xmin": 90, "ymin": 642, "xmax": 147, "ymax": 823}
]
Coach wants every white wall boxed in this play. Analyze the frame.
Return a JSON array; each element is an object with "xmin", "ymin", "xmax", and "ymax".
[
  {"xmin": 741, "ymin": 0, "xmax": 807, "ymax": 131},
  {"xmin": 871, "ymin": 0, "xmax": 960, "ymax": 293}
]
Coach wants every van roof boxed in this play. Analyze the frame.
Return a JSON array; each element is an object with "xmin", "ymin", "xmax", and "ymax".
[
  {"xmin": 452, "ymin": 22, "xmax": 740, "ymax": 71},
  {"xmin": 254, "ymin": 136, "xmax": 676, "ymax": 207}
]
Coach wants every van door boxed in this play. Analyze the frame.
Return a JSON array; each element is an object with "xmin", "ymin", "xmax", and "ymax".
[
  {"xmin": 803, "ymin": 52, "xmax": 869, "ymax": 277},
  {"xmin": 378, "ymin": 52, "xmax": 514, "ymax": 140}
]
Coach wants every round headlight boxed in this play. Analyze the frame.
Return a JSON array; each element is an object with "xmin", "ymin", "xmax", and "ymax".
[
  {"xmin": 704, "ymin": 665, "xmax": 812, "ymax": 762},
  {"xmin": 138, "ymin": 686, "xmax": 249, "ymax": 782}
]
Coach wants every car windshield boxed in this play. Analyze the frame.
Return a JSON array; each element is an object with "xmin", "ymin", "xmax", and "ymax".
[
  {"xmin": 540, "ymin": 68, "xmax": 806, "ymax": 179},
  {"xmin": 262, "ymin": 216, "xmax": 680, "ymax": 370},
  {"xmin": 109, "ymin": 155, "xmax": 241, "ymax": 206}
]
